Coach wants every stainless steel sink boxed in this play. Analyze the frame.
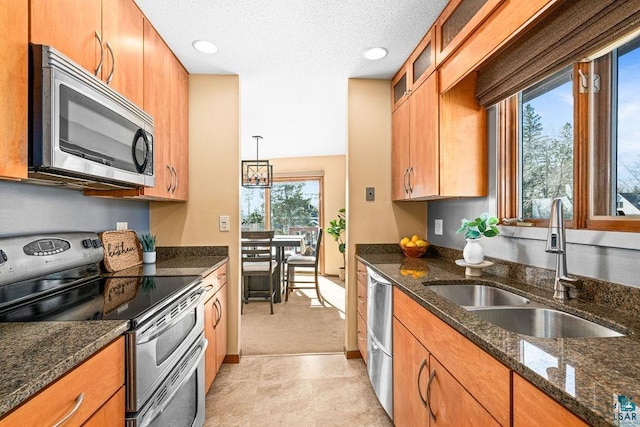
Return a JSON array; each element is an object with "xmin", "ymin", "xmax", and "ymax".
[
  {"xmin": 427, "ymin": 284, "xmax": 531, "ymax": 307},
  {"xmin": 467, "ymin": 307, "xmax": 625, "ymax": 338}
]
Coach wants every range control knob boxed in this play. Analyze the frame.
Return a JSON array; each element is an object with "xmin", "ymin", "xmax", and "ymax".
[
  {"xmin": 0, "ymin": 249, "xmax": 7, "ymax": 265},
  {"xmin": 91, "ymin": 239, "xmax": 102, "ymax": 248},
  {"xmin": 82, "ymin": 239, "xmax": 93, "ymax": 249}
]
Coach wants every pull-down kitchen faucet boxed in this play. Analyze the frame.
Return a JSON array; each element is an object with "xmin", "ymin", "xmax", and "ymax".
[{"xmin": 545, "ymin": 197, "xmax": 582, "ymax": 300}]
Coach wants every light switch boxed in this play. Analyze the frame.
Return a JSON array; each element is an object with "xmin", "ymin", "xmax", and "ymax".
[
  {"xmin": 219, "ymin": 215, "xmax": 230, "ymax": 232},
  {"xmin": 434, "ymin": 219, "xmax": 443, "ymax": 236}
]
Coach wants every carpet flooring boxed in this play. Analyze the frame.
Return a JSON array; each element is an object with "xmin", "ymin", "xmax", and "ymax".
[{"xmin": 240, "ymin": 275, "xmax": 346, "ymax": 355}]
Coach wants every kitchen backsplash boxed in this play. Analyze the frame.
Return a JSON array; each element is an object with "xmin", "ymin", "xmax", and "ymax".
[{"xmin": 0, "ymin": 181, "xmax": 149, "ymax": 235}]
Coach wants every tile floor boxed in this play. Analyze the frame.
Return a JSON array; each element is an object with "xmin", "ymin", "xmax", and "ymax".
[{"xmin": 205, "ymin": 353, "xmax": 393, "ymax": 426}]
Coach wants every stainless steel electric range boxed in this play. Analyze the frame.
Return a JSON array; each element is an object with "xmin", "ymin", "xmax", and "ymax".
[{"xmin": 0, "ymin": 232, "xmax": 207, "ymax": 427}]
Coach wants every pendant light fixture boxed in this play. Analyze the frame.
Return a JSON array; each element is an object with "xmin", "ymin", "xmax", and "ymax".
[{"xmin": 241, "ymin": 135, "xmax": 273, "ymax": 188}]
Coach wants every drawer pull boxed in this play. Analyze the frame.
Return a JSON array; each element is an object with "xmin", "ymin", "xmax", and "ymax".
[
  {"xmin": 52, "ymin": 392, "xmax": 84, "ymax": 427},
  {"xmin": 357, "ymin": 297, "xmax": 365, "ymax": 304},
  {"xmin": 427, "ymin": 368, "xmax": 437, "ymax": 423},
  {"xmin": 417, "ymin": 359, "xmax": 428, "ymax": 408},
  {"xmin": 357, "ymin": 330, "xmax": 366, "ymax": 341},
  {"xmin": 203, "ymin": 284, "xmax": 214, "ymax": 292}
]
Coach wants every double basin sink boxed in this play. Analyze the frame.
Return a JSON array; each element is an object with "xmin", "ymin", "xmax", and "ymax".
[{"xmin": 427, "ymin": 283, "xmax": 624, "ymax": 338}]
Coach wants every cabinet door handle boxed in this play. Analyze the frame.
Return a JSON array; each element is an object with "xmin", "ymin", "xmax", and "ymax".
[
  {"xmin": 417, "ymin": 358, "xmax": 428, "ymax": 408},
  {"xmin": 213, "ymin": 298, "xmax": 222, "ymax": 327},
  {"xmin": 408, "ymin": 166, "xmax": 414, "ymax": 193},
  {"xmin": 357, "ymin": 296, "xmax": 365, "ymax": 304},
  {"xmin": 357, "ymin": 330, "xmax": 365, "ymax": 341},
  {"xmin": 217, "ymin": 273, "xmax": 226, "ymax": 282},
  {"xmin": 94, "ymin": 31, "xmax": 103, "ymax": 76},
  {"xmin": 403, "ymin": 168, "xmax": 410, "ymax": 194},
  {"xmin": 203, "ymin": 284, "xmax": 214, "ymax": 292},
  {"xmin": 52, "ymin": 392, "xmax": 84, "ymax": 427},
  {"xmin": 427, "ymin": 368, "xmax": 436, "ymax": 423},
  {"xmin": 166, "ymin": 164, "xmax": 172, "ymax": 192},
  {"xmin": 105, "ymin": 42, "xmax": 115, "ymax": 84},
  {"xmin": 171, "ymin": 166, "xmax": 178, "ymax": 193}
]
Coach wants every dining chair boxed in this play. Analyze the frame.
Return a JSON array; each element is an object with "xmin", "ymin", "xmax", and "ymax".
[
  {"xmin": 241, "ymin": 230, "xmax": 278, "ymax": 314},
  {"xmin": 285, "ymin": 228, "xmax": 323, "ymax": 304}
]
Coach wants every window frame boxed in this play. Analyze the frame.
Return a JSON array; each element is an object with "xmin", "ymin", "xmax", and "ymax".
[{"xmin": 498, "ymin": 58, "xmax": 640, "ymax": 232}]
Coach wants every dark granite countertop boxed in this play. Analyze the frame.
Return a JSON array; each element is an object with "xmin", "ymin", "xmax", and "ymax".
[
  {"xmin": 0, "ymin": 320, "xmax": 129, "ymax": 417},
  {"xmin": 358, "ymin": 251, "xmax": 640, "ymax": 427},
  {"xmin": 102, "ymin": 246, "xmax": 228, "ymax": 278}
]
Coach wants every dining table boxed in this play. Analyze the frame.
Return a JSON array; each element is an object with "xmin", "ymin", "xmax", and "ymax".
[{"xmin": 241, "ymin": 234, "xmax": 305, "ymax": 303}]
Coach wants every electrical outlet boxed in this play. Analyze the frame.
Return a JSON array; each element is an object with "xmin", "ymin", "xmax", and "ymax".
[
  {"xmin": 219, "ymin": 215, "xmax": 230, "ymax": 232},
  {"xmin": 366, "ymin": 187, "xmax": 375, "ymax": 201},
  {"xmin": 434, "ymin": 219, "xmax": 443, "ymax": 236},
  {"xmin": 116, "ymin": 222, "xmax": 128, "ymax": 231}
]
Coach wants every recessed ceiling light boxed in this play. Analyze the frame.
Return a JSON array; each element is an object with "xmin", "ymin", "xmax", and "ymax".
[
  {"xmin": 363, "ymin": 47, "xmax": 388, "ymax": 60},
  {"xmin": 192, "ymin": 39, "xmax": 218, "ymax": 54}
]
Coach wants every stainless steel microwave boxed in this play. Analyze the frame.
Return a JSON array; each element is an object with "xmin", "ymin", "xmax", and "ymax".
[{"xmin": 29, "ymin": 44, "xmax": 154, "ymax": 189}]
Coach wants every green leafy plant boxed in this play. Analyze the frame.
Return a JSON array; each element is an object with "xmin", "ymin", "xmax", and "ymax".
[
  {"xmin": 326, "ymin": 208, "xmax": 346, "ymax": 266},
  {"xmin": 456, "ymin": 213, "xmax": 500, "ymax": 239},
  {"xmin": 138, "ymin": 232, "xmax": 157, "ymax": 252}
]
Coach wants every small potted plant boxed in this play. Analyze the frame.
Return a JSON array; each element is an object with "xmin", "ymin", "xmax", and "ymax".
[
  {"xmin": 456, "ymin": 213, "xmax": 499, "ymax": 264},
  {"xmin": 326, "ymin": 208, "xmax": 346, "ymax": 280},
  {"xmin": 139, "ymin": 232, "xmax": 157, "ymax": 264}
]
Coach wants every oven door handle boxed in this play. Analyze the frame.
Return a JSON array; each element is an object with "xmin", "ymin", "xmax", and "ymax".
[
  {"xmin": 140, "ymin": 338, "xmax": 208, "ymax": 427},
  {"xmin": 137, "ymin": 289, "xmax": 205, "ymax": 345}
]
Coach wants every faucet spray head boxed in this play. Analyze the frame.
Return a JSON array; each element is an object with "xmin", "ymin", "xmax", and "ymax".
[{"xmin": 545, "ymin": 197, "xmax": 565, "ymax": 254}]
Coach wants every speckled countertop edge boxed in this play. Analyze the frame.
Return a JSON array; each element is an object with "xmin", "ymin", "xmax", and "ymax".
[
  {"xmin": 357, "ymin": 250, "xmax": 640, "ymax": 427},
  {"xmin": 0, "ymin": 320, "xmax": 129, "ymax": 417}
]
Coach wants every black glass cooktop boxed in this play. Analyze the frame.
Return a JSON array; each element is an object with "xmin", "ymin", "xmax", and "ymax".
[{"xmin": 0, "ymin": 274, "xmax": 201, "ymax": 325}]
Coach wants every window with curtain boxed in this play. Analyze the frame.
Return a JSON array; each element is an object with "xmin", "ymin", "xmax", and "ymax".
[{"xmin": 497, "ymin": 30, "xmax": 640, "ymax": 232}]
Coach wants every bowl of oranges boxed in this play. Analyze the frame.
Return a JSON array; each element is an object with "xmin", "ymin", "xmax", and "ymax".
[{"xmin": 399, "ymin": 235, "xmax": 429, "ymax": 258}]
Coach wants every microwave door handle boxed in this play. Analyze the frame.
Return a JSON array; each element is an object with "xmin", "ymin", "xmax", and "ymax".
[
  {"xmin": 137, "ymin": 289, "xmax": 205, "ymax": 345},
  {"xmin": 139, "ymin": 339, "xmax": 208, "ymax": 427},
  {"xmin": 60, "ymin": 142, "xmax": 113, "ymax": 166},
  {"xmin": 132, "ymin": 129, "xmax": 150, "ymax": 173}
]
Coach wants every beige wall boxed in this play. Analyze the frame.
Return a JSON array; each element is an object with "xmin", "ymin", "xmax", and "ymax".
[
  {"xmin": 346, "ymin": 79, "xmax": 427, "ymax": 352},
  {"xmin": 150, "ymin": 75, "xmax": 242, "ymax": 355},
  {"xmin": 268, "ymin": 155, "xmax": 346, "ymax": 275}
]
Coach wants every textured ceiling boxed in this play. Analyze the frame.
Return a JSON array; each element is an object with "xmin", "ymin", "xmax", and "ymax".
[{"xmin": 134, "ymin": 0, "xmax": 448, "ymax": 158}]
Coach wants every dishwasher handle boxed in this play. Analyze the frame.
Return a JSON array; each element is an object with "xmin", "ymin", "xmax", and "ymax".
[{"xmin": 367, "ymin": 267, "xmax": 391, "ymax": 285}]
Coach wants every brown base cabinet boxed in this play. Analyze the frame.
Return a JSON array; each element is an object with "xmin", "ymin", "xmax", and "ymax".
[
  {"xmin": 393, "ymin": 288, "xmax": 510, "ymax": 425},
  {"xmin": 393, "ymin": 287, "xmax": 590, "ymax": 425},
  {"xmin": 513, "ymin": 374, "xmax": 588, "ymax": 427},
  {"xmin": 0, "ymin": 337, "xmax": 124, "ymax": 427},
  {"xmin": 356, "ymin": 261, "xmax": 368, "ymax": 361},
  {"xmin": 204, "ymin": 263, "xmax": 228, "ymax": 392}
]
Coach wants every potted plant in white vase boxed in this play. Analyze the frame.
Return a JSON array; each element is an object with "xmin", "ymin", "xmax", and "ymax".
[
  {"xmin": 327, "ymin": 208, "xmax": 346, "ymax": 281},
  {"xmin": 139, "ymin": 233, "xmax": 157, "ymax": 264},
  {"xmin": 456, "ymin": 213, "xmax": 499, "ymax": 264}
]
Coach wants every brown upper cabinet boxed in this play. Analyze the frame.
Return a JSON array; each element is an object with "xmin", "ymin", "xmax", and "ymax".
[
  {"xmin": 391, "ymin": 71, "xmax": 439, "ymax": 201},
  {"xmin": 391, "ymin": 28, "xmax": 436, "ymax": 112},
  {"xmin": 30, "ymin": 0, "xmax": 144, "ymax": 107},
  {"xmin": 85, "ymin": 19, "xmax": 189, "ymax": 201},
  {"xmin": 434, "ymin": 0, "xmax": 503, "ymax": 66},
  {"xmin": 0, "ymin": 1, "xmax": 28, "ymax": 180}
]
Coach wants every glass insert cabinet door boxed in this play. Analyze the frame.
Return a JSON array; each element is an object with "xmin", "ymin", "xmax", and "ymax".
[{"xmin": 435, "ymin": 0, "xmax": 503, "ymax": 63}]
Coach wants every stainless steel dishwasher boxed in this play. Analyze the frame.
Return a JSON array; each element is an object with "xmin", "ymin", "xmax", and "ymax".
[{"xmin": 366, "ymin": 267, "xmax": 393, "ymax": 420}]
